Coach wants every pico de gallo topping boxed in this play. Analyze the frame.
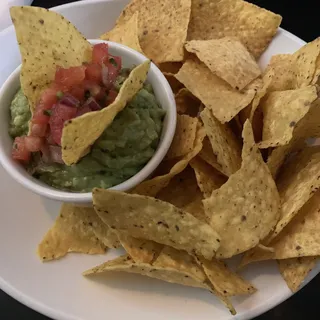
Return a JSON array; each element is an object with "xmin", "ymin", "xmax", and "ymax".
[{"xmin": 12, "ymin": 43, "xmax": 121, "ymax": 163}]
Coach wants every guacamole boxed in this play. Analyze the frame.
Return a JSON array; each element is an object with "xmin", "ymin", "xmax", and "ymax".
[
  {"xmin": 9, "ymin": 90, "xmax": 31, "ymax": 138},
  {"xmin": 9, "ymin": 86, "xmax": 165, "ymax": 192}
]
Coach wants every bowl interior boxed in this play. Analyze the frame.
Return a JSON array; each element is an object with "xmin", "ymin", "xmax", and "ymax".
[{"xmin": 0, "ymin": 39, "xmax": 176, "ymax": 203}]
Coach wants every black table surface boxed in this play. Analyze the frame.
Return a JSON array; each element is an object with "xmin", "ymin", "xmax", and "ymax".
[{"xmin": 2, "ymin": 0, "xmax": 319, "ymax": 319}]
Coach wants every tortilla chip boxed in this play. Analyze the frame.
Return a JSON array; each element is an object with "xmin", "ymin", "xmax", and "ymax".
[
  {"xmin": 278, "ymin": 257, "xmax": 317, "ymax": 292},
  {"xmin": 83, "ymin": 253, "xmax": 208, "ymax": 288},
  {"xmin": 100, "ymin": 12, "xmax": 143, "ymax": 53},
  {"xmin": 198, "ymin": 137, "xmax": 225, "ymax": 174},
  {"xmin": 259, "ymin": 86, "xmax": 317, "ymax": 148},
  {"xmin": 266, "ymin": 39, "xmax": 320, "ymax": 92},
  {"xmin": 185, "ymin": 38, "xmax": 261, "ymax": 90},
  {"xmin": 175, "ymin": 58, "xmax": 256, "ymax": 123},
  {"xmin": 195, "ymin": 256, "xmax": 256, "ymax": 297},
  {"xmin": 116, "ymin": 233, "xmax": 162, "ymax": 264},
  {"xmin": 132, "ymin": 123, "xmax": 206, "ymax": 197},
  {"xmin": 10, "ymin": 6, "xmax": 92, "ymax": 112},
  {"xmin": 266, "ymin": 147, "xmax": 320, "ymax": 243},
  {"xmin": 116, "ymin": 0, "xmax": 191, "ymax": 63},
  {"xmin": 182, "ymin": 191, "xmax": 207, "ymax": 223},
  {"xmin": 61, "ymin": 60, "xmax": 150, "ymax": 165},
  {"xmin": 165, "ymin": 115, "xmax": 198, "ymax": 160},
  {"xmin": 187, "ymin": 0, "xmax": 282, "ymax": 58},
  {"xmin": 37, "ymin": 204, "xmax": 106, "ymax": 261},
  {"xmin": 93, "ymin": 188, "xmax": 221, "ymax": 260},
  {"xmin": 242, "ymin": 191, "xmax": 320, "ymax": 264},
  {"xmin": 157, "ymin": 166, "xmax": 199, "ymax": 206},
  {"xmin": 203, "ymin": 121, "xmax": 280, "ymax": 258},
  {"xmin": 163, "ymin": 72, "xmax": 184, "ymax": 94},
  {"xmin": 190, "ymin": 157, "xmax": 227, "ymax": 198},
  {"xmin": 200, "ymin": 108, "xmax": 242, "ymax": 177},
  {"xmin": 267, "ymin": 99, "xmax": 320, "ymax": 178},
  {"xmin": 175, "ymin": 88, "xmax": 201, "ymax": 117}
]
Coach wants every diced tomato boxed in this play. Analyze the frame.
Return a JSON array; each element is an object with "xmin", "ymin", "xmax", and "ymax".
[
  {"xmin": 85, "ymin": 63, "xmax": 102, "ymax": 83},
  {"xmin": 82, "ymin": 80, "xmax": 104, "ymax": 99},
  {"xmin": 92, "ymin": 43, "xmax": 109, "ymax": 65},
  {"xmin": 102, "ymin": 60, "xmax": 121, "ymax": 89},
  {"xmin": 49, "ymin": 103, "xmax": 77, "ymax": 145},
  {"xmin": 55, "ymin": 65, "xmax": 86, "ymax": 88},
  {"xmin": 107, "ymin": 89, "xmax": 118, "ymax": 105},
  {"xmin": 24, "ymin": 136, "xmax": 44, "ymax": 152},
  {"xmin": 30, "ymin": 123, "xmax": 48, "ymax": 137},
  {"xmin": 38, "ymin": 87, "xmax": 58, "ymax": 110},
  {"xmin": 76, "ymin": 105, "xmax": 92, "ymax": 117},
  {"xmin": 68, "ymin": 86, "xmax": 85, "ymax": 102},
  {"xmin": 12, "ymin": 137, "xmax": 31, "ymax": 162}
]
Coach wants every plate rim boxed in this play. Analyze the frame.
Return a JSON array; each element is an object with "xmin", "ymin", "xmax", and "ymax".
[{"xmin": 0, "ymin": 1, "xmax": 316, "ymax": 320}]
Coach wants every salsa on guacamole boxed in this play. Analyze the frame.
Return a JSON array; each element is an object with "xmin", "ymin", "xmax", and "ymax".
[{"xmin": 9, "ymin": 43, "xmax": 165, "ymax": 192}]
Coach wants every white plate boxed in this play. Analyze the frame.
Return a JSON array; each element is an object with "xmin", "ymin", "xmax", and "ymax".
[{"xmin": 0, "ymin": 1, "xmax": 318, "ymax": 320}]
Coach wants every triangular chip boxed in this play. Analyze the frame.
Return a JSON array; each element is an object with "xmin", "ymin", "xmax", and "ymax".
[
  {"xmin": 259, "ymin": 86, "xmax": 317, "ymax": 148},
  {"xmin": 203, "ymin": 121, "xmax": 280, "ymax": 258},
  {"xmin": 37, "ymin": 204, "xmax": 106, "ymax": 261},
  {"xmin": 61, "ymin": 60, "xmax": 150, "ymax": 165},
  {"xmin": 200, "ymin": 108, "xmax": 241, "ymax": 176},
  {"xmin": 187, "ymin": 0, "xmax": 282, "ymax": 58},
  {"xmin": 92, "ymin": 188, "xmax": 221, "ymax": 260},
  {"xmin": 165, "ymin": 115, "xmax": 198, "ymax": 160},
  {"xmin": 116, "ymin": 0, "xmax": 191, "ymax": 63},
  {"xmin": 100, "ymin": 12, "xmax": 143, "ymax": 53},
  {"xmin": 278, "ymin": 257, "xmax": 318, "ymax": 292},
  {"xmin": 175, "ymin": 59, "xmax": 256, "ymax": 123},
  {"xmin": 185, "ymin": 38, "xmax": 261, "ymax": 90},
  {"xmin": 190, "ymin": 157, "xmax": 226, "ymax": 198},
  {"xmin": 116, "ymin": 233, "xmax": 162, "ymax": 264},
  {"xmin": 132, "ymin": 122, "xmax": 206, "ymax": 197},
  {"xmin": 266, "ymin": 147, "xmax": 320, "ymax": 243},
  {"xmin": 10, "ymin": 6, "xmax": 92, "ymax": 112},
  {"xmin": 195, "ymin": 256, "xmax": 256, "ymax": 297},
  {"xmin": 240, "ymin": 191, "xmax": 320, "ymax": 263}
]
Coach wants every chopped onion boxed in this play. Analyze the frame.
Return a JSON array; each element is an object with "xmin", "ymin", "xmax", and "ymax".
[
  {"xmin": 101, "ymin": 63, "xmax": 109, "ymax": 87},
  {"xmin": 41, "ymin": 145, "xmax": 51, "ymax": 163},
  {"xmin": 84, "ymin": 97, "xmax": 101, "ymax": 111},
  {"xmin": 59, "ymin": 93, "xmax": 80, "ymax": 108},
  {"xmin": 49, "ymin": 146, "xmax": 64, "ymax": 164}
]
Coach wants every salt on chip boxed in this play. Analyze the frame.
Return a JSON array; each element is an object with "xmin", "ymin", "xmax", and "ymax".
[
  {"xmin": 175, "ymin": 59, "xmax": 256, "ymax": 123},
  {"xmin": 37, "ymin": 204, "xmax": 106, "ymax": 261},
  {"xmin": 266, "ymin": 147, "xmax": 320, "ymax": 243},
  {"xmin": 185, "ymin": 38, "xmax": 261, "ymax": 90},
  {"xmin": 100, "ymin": 12, "xmax": 143, "ymax": 53},
  {"xmin": 195, "ymin": 256, "xmax": 256, "ymax": 297},
  {"xmin": 200, "ymin": 108, "xmax": 242, "ymax": 177},
  {"xmin": 203, "ymin": 121, "xmax": 280, "ymax": 258},
  {"xmin": 116, "ymin": 233, "xmax": 162, "ymax": 264},
  {"xmin": 61, "ymin": 60, "xmax": 150, "ymax": 165},
  {"xmin": 132, "ymin": 123, "xmax": 206, "ymax": 197},
  {"xmin": 116, "ymin": 0, "xmax": 191, "ymax": 63},
  {"xmin": 165, "ymin": 115, "xmax": 198, "ymax": 160},
  {"xmin": 259, "ymin": 86, "xmax": 317, "ymax": 148},
  {"xmin": 175, "ymin": 88, "xmax": 201, "ymax": 117},
  {"xmin": 93, "ymin": 188, "xmax": 221, "ymax": 260},
  {"xmin": 190, "ymin": 157, "xmax": 227, "ymax": 198},
  {"xmin": 278, "ymin": 257, "xmax": 317, "ymax": 292},
  {"xmin": 187, "ymin": 0, "xmax": 282, "ymax": 58},
  {"xmin": 10, "ymin": 6, "xmax": 92, "ymax": 112}
]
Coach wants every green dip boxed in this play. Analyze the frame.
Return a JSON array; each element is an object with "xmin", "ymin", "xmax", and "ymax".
[{"xmin": 9, "ymin": 84, "xmax": 165, "ymax": 192}]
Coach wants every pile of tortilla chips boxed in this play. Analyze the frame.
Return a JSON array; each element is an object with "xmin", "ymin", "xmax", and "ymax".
[{"xmin": 21, "ymin": 0, "xmax": 320, "ymax": 316}]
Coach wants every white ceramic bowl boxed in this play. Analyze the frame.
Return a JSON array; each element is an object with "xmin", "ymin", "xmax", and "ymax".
[{"xmin": 0, "ymin": 39, "xmax": 176, "ymax": 203}]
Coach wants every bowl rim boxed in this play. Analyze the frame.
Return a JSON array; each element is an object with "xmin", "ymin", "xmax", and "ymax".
[{"xmin": 0, "ymin": 39, "xmax": 176, "ymax": 203}]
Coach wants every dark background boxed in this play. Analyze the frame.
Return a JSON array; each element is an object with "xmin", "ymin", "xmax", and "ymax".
[{"xmin": 1, "ymin": 0, "xmax": 319, "ymax": 319}]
